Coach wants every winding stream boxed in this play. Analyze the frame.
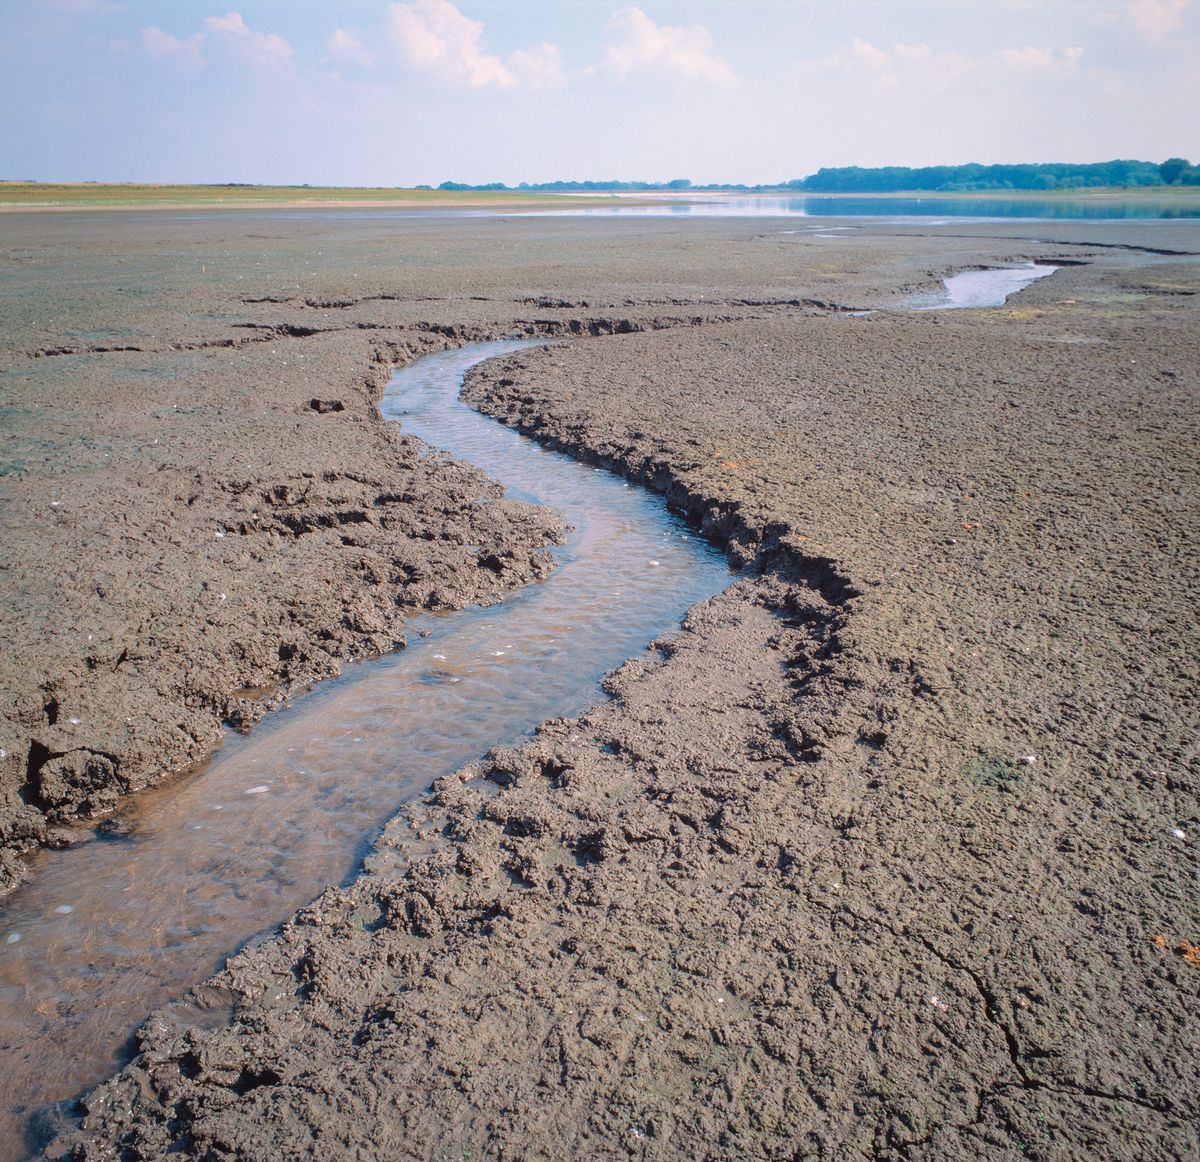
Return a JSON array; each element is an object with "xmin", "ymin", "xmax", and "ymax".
[{"xmin": 0, "ymin": 341, "xmax": 730, "ymax": 1159}]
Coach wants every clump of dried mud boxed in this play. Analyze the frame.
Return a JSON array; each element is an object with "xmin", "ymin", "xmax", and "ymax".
[{"xmin": 1, "ymin": 211, "xmax": 1197, "ymax": 1160}]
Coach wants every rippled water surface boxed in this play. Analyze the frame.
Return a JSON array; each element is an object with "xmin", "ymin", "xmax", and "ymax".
[{"xmin": 0, "ymin": 341, "xmax": 730, "ymax": 1159}]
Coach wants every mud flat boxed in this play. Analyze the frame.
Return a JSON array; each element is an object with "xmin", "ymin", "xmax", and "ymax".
[{"xmin": 0, "ymin": 211, "xmax": 1197, "ymax": 1159}]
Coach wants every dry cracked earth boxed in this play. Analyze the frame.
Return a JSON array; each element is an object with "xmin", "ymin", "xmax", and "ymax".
[{"xmin": 0, "ymin": 210, "xmax": 1197, "ymax": 1160}]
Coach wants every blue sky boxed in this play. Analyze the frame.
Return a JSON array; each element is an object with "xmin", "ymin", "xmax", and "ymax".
[{"xmin": 2, "ymin": 0, "xmax": 1197, "ymax": 185}]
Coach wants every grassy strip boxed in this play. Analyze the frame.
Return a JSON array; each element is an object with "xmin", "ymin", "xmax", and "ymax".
[{"xmin": 0, "ymin": 183, "xmax": 613, "ymax": 209}]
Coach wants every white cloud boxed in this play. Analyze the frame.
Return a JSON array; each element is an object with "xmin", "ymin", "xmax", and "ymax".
[
  {"xmin": 996, "ymin": 45, "xmax": 1084, "ymax": 71},
  {"xmin": 509, "ymin": 43, "xmax": 567, "ymax": 91},
  {"xmin": 328, "ymin": 28, "xmax": 377, "ymax": 70},
  {"xmin": 848, "ymin": 37, "xmax": 890, "ymax": 70},
  {"xmin": 827, "ymin": 38, "xmax": 974, "ymax": 87},
  {"xmin": 141, "ymin": 12, "xmax": 292, "ymax": 71},
  {"xmin": 812, "ymin": 37, "xmax": 1081, "ymax": 87},
  {"xmin": 387, "ymin": 0, "xmax": 517, "ymax": 88},
  {"xmin": 1128, "ymin": 0, "xmax": 1189, "ymax": 41},
  {"xmin": 203, "ymin": 12, "xmax": 293, "ymax": 68},
  {"xmin": 605, "ymin": 7, "xmax": 735, "ymax": 85},
  {"xmin": 384, "ymin": 0, "xmax": 565, "ymax": 90},
  {"xmin": 141, "ymin": 26, "xmax": 205, "ymax": 70}
]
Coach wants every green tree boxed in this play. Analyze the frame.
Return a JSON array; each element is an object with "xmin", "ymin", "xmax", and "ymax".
[{"xmin": 1160, "ymin": 157, "xmax": 1192, "ymax": 184}]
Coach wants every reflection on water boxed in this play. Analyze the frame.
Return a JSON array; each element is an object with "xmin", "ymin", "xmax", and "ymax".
[
  {"xmin": 529, "ymin": 195, "xmax": 1200, "ymax": 221},
  {"xmin": 911, "ymin": 262, "xmax": 1059, "ymax": 310},
  {"xmin": 0, "ymin": 341, "xmax": 730, "ymax": 1160}
]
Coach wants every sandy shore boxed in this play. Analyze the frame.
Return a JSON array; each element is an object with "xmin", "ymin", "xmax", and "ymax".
[{"xmin": 1, "ymin": 212, "xmax": 1197, "ymax": 1158}]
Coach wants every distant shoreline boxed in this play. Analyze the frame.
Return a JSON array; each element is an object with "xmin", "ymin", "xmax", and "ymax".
[
  {"xmin": 0, "ymin": 185, "xmax": 628, "ymax": 213},
  {"xmin": 3, "ymin": 182, "xmax": 1199, "ymax": 213}
]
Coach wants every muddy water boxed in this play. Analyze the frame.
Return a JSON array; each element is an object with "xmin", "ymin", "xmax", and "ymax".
[{"xmin": 0, "ymin": 341, "xmax": 730, "ymax": 1159}]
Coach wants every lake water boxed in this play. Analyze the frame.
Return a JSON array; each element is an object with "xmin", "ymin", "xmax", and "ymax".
[
  {"xmin": 526, "ymin": 195, "xmax": 1200, "ymax": 221},
  {"xmin": 119, "ymin": 193, "xmax": 1200, "ymax": 225}
]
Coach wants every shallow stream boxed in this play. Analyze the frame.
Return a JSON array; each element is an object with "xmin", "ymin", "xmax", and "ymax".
[{"xmin": 0, "ymin": 341, "xmax": 730, "ymax": 1158}]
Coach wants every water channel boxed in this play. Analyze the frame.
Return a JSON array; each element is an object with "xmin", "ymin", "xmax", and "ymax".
[{"xmin": 0, "ymin": 341, "xmax": 731, "ymax": 1159}]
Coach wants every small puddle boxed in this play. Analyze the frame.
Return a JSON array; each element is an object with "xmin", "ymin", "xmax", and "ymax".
[
  {"xmin": 913, "ymin": 262, "xmax": 1058, "ymax": 309},
  {"xmin": 0, "ymin": 340, "xmax": 730, "ymax": 1159}
]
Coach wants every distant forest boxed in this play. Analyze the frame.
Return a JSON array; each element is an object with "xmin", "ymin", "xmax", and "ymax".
[
  {"xmin": 432, "ymin": 158, "xmax": 1199, "ymax": 194},
  {"xmin": 791, "ymin": 159, "xmax": 1187, "ymax": 192}
]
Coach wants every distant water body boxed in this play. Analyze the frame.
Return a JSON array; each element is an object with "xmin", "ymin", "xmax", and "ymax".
[
  {"xmin": 128, "ymin": 194, "xmax": 1200, "ymax": 225},
  {"xmin": 531, "ymin": 195, "xmax": 1200, "ymax": 221}
]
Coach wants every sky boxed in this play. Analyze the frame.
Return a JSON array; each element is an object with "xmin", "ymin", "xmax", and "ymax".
[{"xmin": 1, "ymin": 0, "xmax": 1197, "ymax": 186}]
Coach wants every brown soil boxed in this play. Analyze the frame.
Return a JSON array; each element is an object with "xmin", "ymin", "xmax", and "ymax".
[{"xmin": 1, "ymin": 211, "xmax": 1197, "ymax": 1159}]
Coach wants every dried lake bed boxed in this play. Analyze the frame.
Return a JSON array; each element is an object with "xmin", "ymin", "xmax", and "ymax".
[{"xmin": 1, "ymin": 210, "xmax": 1197, "ymax": 1159}]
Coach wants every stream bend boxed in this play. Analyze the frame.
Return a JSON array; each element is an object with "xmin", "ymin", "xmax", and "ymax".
[{"xmin": 0, "ymin": 340, "xmax": 730, "ymax": 1159}]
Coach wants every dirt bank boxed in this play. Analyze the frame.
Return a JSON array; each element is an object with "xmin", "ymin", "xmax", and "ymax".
[{"xmin": 1, "ymin": 212, "xmax": 1196, "ymax": 1158}]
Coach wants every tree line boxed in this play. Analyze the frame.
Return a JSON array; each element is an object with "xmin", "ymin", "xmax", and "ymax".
[
  {"xmin": 429, "ymin": 159, "xmax": 1198, "ymax": 194},
  {"xmin": 791, "ymin": 159, "xmax": 1196, "ymax": 192}
]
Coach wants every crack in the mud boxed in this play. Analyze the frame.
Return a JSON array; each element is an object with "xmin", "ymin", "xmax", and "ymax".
[
  {"xmin": 838, "ymin": 906, "xmax": 1175, "ymax": 1125},
  {"xmin": 15, "ymin": 293, "xmax": 865, "ymax": 364},
  {"xmin": 20, "ymin": 320, "xmax": 399, "ymax": 360}
]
